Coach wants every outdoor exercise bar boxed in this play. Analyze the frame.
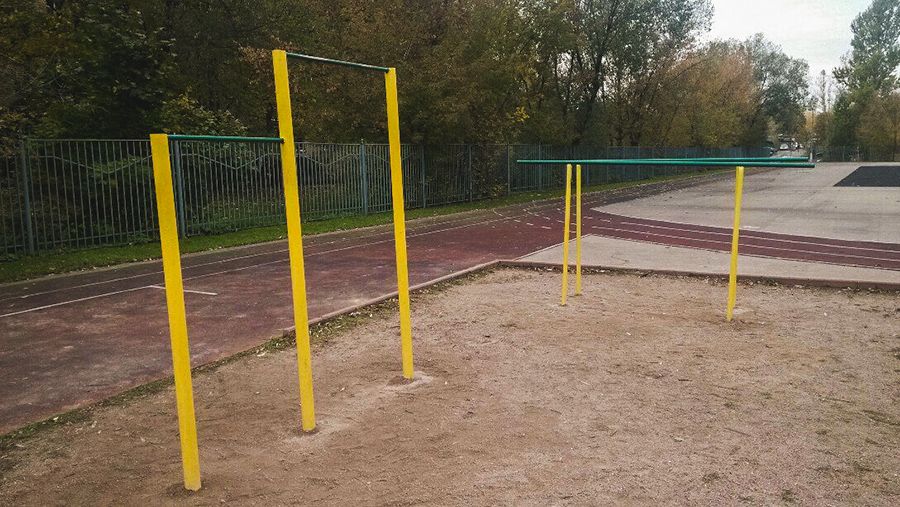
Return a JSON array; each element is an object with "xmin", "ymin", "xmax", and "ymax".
[
  {"xmin": 517, "ymin": 159, "xmax": 814, "ymax": 168},
  {"xmin": 273, "ymin": 49, "xmax": 416, "ymax": 435},
  {"xmin": 167, "ymin": 134, "xmax": 284, "ymax": 143},
  {"xmin": 519, "ymin": 157, "xmax": 816, "ymax": 321},
  {"xmin": 640, "ymin": 156, "xmax": 809, "ymax": 162},
  {"xmin": 285, "ymin": 52, "xmax": 390, "ymax": 72}
]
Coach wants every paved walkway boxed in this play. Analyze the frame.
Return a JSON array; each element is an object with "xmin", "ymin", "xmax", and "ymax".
[
  {"xmin": 600, "ymin": 162, "xmax": 900, "ymax": 243},
  {"xmin": 523, "ymin": 235, "xmax": 900, "ymax": 286},
  {"xmin": 522, "ymin": 162, "xmax": 900, "ymax": 280}
]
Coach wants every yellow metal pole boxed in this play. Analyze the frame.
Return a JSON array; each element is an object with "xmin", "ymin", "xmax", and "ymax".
[
  {"xmin": 385, "ymin": 68, "xmax": 415, "ymax": 380},
  {"xmin": 726, "ymin": 166, "xmax": 745, "ymax": 321},
  {"xmin": 560, "ymin": 164, "xmax": 572, "ymax": 306},
  {"xmin": 150, "ymin": 133, "xmax": 201, "ymax": 491},
  {"xmin": 575, "ymin": 164, "xmax": 582, "ymax": 295},
  {"xmin": 272, "ymin": 49, "xmax": 316, "ymax": 431}
]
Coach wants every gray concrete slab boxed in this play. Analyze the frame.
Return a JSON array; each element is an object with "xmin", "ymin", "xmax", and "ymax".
[
  {"xmin": 522, "ymin": 235, "xmax": 900, "ymax": 285},
  {"xmin": 596, "ymin": 163, "xmax": 900, "ymax": 243}
]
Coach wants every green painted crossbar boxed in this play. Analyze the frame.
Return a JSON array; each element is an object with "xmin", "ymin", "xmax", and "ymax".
[
  {"xmin": 639, "ymin": 157, "xmax": 809, "ymax": 162},
  {"xmin": 285, "ymin": 52, "xmax": 390, "ymax": 72},
  {"xmin": 516, "ymin": 159, "xmax": 815, "ymax": 168},
  {"xmin": 167, "ymin": 134, "xmax": 284, "ymax": 143}
]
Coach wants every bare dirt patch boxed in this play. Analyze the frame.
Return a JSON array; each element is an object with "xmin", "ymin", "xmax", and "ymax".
[{"xmin": 1, "ymin": 269, "xmax": 898, "ymax": 505}]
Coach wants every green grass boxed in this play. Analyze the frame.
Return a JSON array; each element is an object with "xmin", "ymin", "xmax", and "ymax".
[{"xmin": 0, "ymin": 170, "xmax": 723, "ymax": 284}]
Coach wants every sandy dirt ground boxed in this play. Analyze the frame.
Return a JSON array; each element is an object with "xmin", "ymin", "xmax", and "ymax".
[{"xmin": 1, "ymin": 269, "xmax": 898, "ymax": 505}]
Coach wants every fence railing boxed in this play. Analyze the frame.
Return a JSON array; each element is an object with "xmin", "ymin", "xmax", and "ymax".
[
  {"xmin": 1, "ymin": 140, "xmax": 771, "ymax": 257},
  {"xmin": 815, "ymin": 145, "xmax": 899, "ymax": 162}
]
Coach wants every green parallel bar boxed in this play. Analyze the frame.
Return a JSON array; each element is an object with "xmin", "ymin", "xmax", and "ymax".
[
  {"xmin": 167, "ymin": 134, "xmax": 284, "ymax": 143},
  {"xmin": 285, "ymin": 52, "xmax": 390, "ymax": 72},
  {"xmin": 516, "ymin": 159, "xmax": 815, "ymax": 168},
  {"xmin": 640, "ymin": 157, "xmax": 809, "ymax": 162}
]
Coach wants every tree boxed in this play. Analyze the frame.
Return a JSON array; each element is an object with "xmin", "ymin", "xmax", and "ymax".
[
  {"xmin": 650, "ymin": 44, "xmax": 757, "ymax": 147},
  {"xmin": 0, "ymin": 0, "xmax": 810, "ymax": 149},
  {"xmin": 814, "ymin": 70, "xmax": 834, "ymax": 114},
  {"xmin": 857, "ymin": 91, "xmax": 900, "ymax": 159},
  {"xmin": 521, "ymin": 0, "xmax": 713, "ymax": 145},
  {"xmin": 18, "ymin": 1, "xmax": 175, "ymax": 138},
  {"xmin": 831, "ymin": 0, "xmax": 900, "ymax": 148},
  {"xmin": 834, "ymin": 0, "xmax": 900, "ymax": 94},
  {"xmin": 741, "ymin": 34, "xmax": 810, "ymax": 142}
]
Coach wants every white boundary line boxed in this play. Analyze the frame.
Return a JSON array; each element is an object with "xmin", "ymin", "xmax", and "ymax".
[
  {"xmin": 0, "ymin": 210, "xmax": 503, "ymax": 305},
  {"xmin": 592, "ymin": 209, "xmax": 900, "ymax": 250},
  {"xmin": 0, "ymin": 286, "xmax": 153, "ymax": 319},
  {"xmin": 522, "ymin": 204, "xmax": 900, "ymax": 257},
  {"xmin": 148, "ymin": 285, "xmax": 218, "ymax": 296},
  {"xmin": 584, "ymin": 224, "xmax": 900, "ymax": 267},
  {"xmin": 607, "ymin": 217, "xmax": 900, "ymax": 255},
  {"xmin": 0, "ymin": 212, "xmax": 521, "ymax": 318}
]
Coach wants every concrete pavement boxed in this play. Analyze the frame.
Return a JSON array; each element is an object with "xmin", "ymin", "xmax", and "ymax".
[
  {"xmin": 523, "ymin": 235, "xmax": 900, "ymax": 286},
  {"xmin": 598, "ymin": 163, "xmax": 900, "ymax": 243}
]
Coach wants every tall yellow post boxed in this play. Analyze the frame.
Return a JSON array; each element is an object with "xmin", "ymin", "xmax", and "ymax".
[
  {"xmin": 560, "ymin": 164, "xmax": 573, "ymax": 306},
  {"xmin": 272, "ymin": 50, "xmax": 317, "ymax": 431},
  {"xmin": 150, "ymin": 134, "xmax": 201, "ymax": 491},
  {"xmin": 575, "ymin": 164, "xmax": 583, "ymax": 295},
  {"xmin": 384, "ymin": 68, "xmax": 415, "ymax": 379},
  {"xmin": 726, "ymin": 166, "xmax": 745, "ymax": 321}
]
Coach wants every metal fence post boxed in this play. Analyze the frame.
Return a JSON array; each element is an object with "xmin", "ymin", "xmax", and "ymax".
[
  {"xmin": 420, "ymin": 145, "xmax": 426, "ymax": 208},
  {"xmin": 537, "ymin": 144, "xmax": 543, "ymax": 190},
  {"xmin": 19, "ymin": 139, "xmax": 35, "ymax": 254},
  {"xmin": 585, "ymin": 150, "xmax": 591, "ymax": 187},
  {"xmin": 506, "ymin": 144, "xmax": 512, "ymax": 195},
  {"xmin": 468, "ymin": 144, "xmax": 473, "ymax": 201},
  {"xmin": 359, "ymin": 142, "xmax": 368, "ymax": 215},
  {"xmin": 171, "ymin": 139, "xmax": 187, "ymax": 238}
]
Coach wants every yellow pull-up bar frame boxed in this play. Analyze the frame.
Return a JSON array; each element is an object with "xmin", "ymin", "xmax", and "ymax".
[{"xmin": 271, "ymin": 50, "xmax": 415, "ymax": 436}]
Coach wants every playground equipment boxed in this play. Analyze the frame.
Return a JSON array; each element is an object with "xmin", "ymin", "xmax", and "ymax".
[
  {"xmin": 150, "ymin": 133, "xmax": 284, "ymax": 491},
  {"xmin": 517, "ymin": 157, "xmax": 816, "ymax": 318},
  {"xmin": 271, "ymin": 50, "xmax": 415, "ymax": 433},
  {"xmin": 150, "ymin": 51, "xmax": 414, "ymax": 492}
]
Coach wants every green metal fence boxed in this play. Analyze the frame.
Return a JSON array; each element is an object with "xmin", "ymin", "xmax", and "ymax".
[
  {"xmin": 815, "ymin": 145, "xmax": 899, "ymax": 162},
  {"xmin": 0, "ymin": 139, "xmax": 771, "ymax": 257}
]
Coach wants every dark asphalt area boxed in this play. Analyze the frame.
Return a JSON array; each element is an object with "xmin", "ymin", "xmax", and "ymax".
[{"xmin": 834, "ymin": 165, "xmax": 900, "ymax": 187}]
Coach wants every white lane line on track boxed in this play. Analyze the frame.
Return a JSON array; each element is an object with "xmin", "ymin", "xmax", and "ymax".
[
  {"xmin": 1, "ymin": 194, "xmax": 611, "ymax": 315},
  {"xmin": 2, "ymin": 212, "xmax": 523, "ymax": 317},
  {"xmin": 528, "ymin": 203, "xmax": 900, "ymax": 258},
  {"xmin": 0, "ymin": 210, "xmax": 502, "ymax": 305},
  {"xmin": 148, "ymin": 285, "xmax": 218, "ymax": 296},
  {"xmin": 590, "ymin": 210, "xmax": 896, "ymax": 252},
  {"xmin": 602, "ymin": 217, "xmax": 900, "ymax": 256},
  {"xmin": 594, "ymin": 210, "xmax": 900, "ymax": 252},
  {"xmin": 587, "ymin": 224, "xmax": 900, "ymax": 266},
  {"xmin": 181, "ymin": 213, "xmax": 520, "ymax": 284},
  {"xmin": 0, "ymin": 286, "xmax": 152, "ymax": 319},
  {"xmin": 580, "ymin": 232, "xmax": 900, "ymax": 273}
]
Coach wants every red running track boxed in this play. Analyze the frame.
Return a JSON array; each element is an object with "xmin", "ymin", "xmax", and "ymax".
[
  {"xmin": 583, "ymin": 211, "xmax": 900, "ymax": 270},
  {"xmin": 1, "ymin": 172, "xmax": 897, "ymax": 434},
  {"xmin": 504, "ymin": 202, "xmax": 900, "ymax": 270}
]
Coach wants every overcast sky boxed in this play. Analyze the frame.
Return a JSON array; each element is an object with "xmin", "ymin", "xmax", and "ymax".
[{"xmin": 704, "ymin": 0, "xmax": 872, "ymax": 77}]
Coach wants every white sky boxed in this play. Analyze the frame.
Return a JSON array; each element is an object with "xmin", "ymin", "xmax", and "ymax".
[{"xmin": 704, "ymin": 0, "xmax": 872, "ymax": 77}]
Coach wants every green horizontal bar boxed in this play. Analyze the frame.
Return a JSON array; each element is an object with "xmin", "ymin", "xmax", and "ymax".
[
  {"xmin": 639, "ymin": 157, "xmax": 809, "ymax": 162},
  {"xmin": 167, "ymin": 134, "xmax": 283, "ymax": 143},
  {"xmin": 516, "ymin": 159, "xmax": 815, "ymax": 168},
  {"xmin": 285, "ymin": 52, "xmax": 390, "ymax": 72}
]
